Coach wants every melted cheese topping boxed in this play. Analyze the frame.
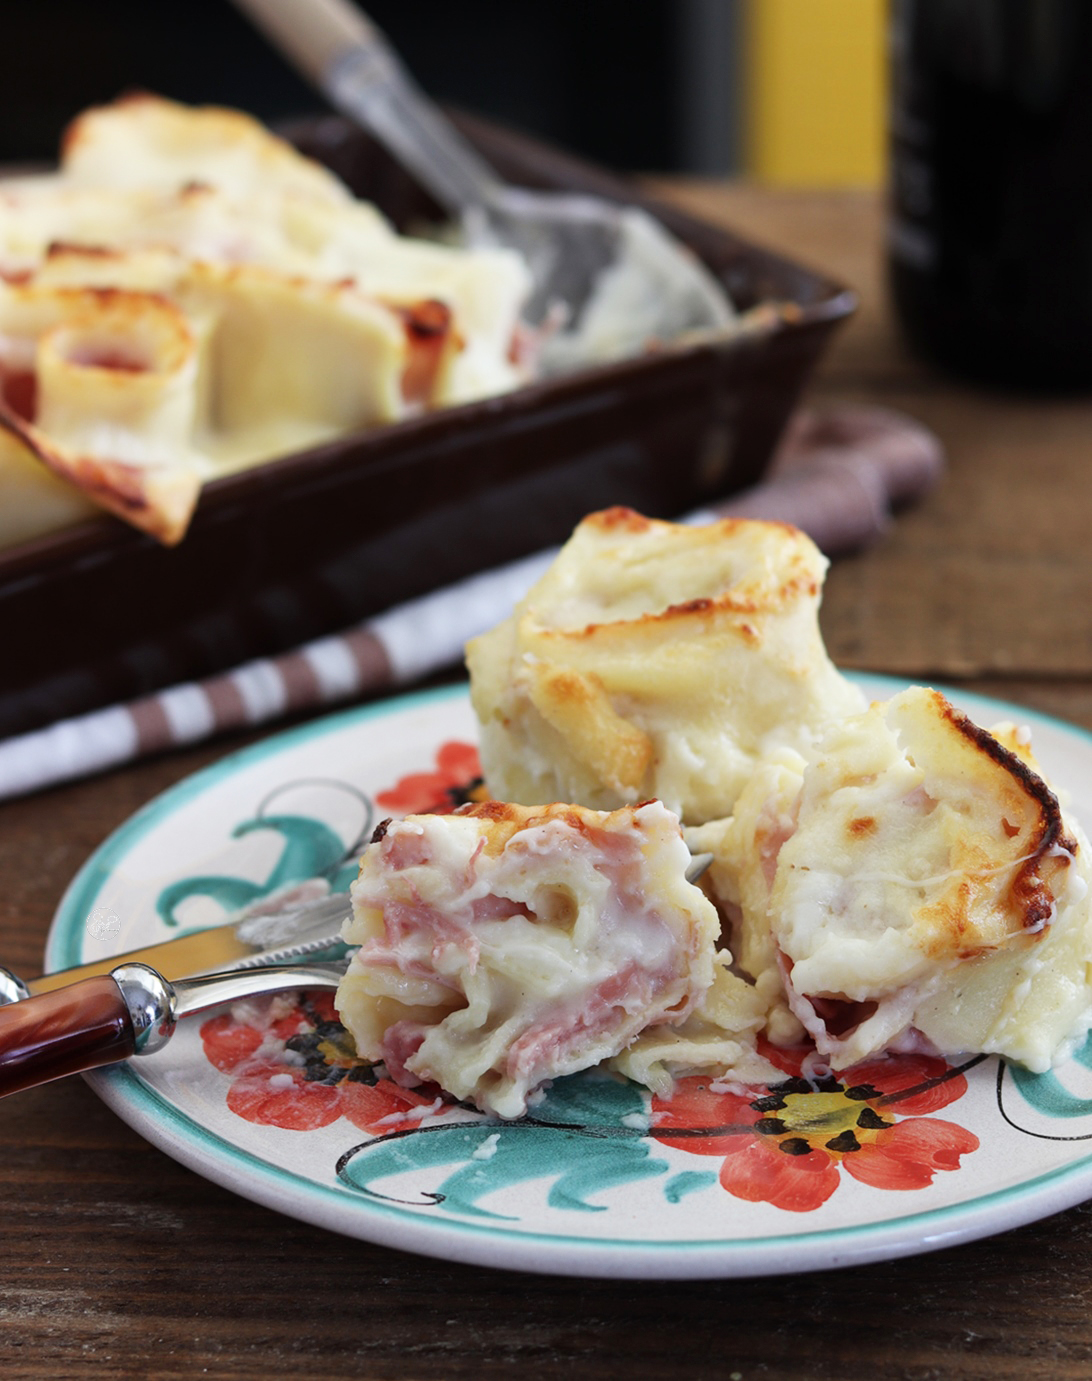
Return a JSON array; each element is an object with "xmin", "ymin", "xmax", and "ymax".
[
  {"xmin": 336, "ymin": 799, "xmax": 720, "ymax": 1119},
  {"xmin": 466, "ymin": 507, "xmax": 864, "ymax": 825},
  {"xmin": 0, "ymin": 94, "xmax": 530, "ymax": 545},
  {"xmin": 708, "ymin": 686, "xmax": 1092, "ymax": 1070}
]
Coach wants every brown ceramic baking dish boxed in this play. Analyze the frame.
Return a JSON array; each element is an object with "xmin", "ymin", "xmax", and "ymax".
[{"xmin": 0, "ymin": 111, "xmax": 855, "ymax": 740}]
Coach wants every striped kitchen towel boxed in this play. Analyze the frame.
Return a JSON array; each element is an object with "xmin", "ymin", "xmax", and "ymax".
[{"xmin": 0, "ymin": 405, "xmax": 942, "ymax": 802}]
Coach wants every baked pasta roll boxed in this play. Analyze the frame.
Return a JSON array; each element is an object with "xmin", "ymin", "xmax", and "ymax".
[
  {"xmin": 0, "ymin": 94, "xmax": 530, "ymax": 547},
  {"xmin": 336, "ymin": 798, "xmax": 720, "ymax": 1118},
  {"xmin": 61, "ymin": 92, "xmax": 354, "ymax": 205},
  {"xmin": 706, "ymin": 685, "xmax": 1092, "ymax": 1072},
  {"xmin": 0, "ymin": 284, "xmax": 204, "ymax": 542},
  {"xmin": 466, "ymin": 507, "xmax": 863, "ymax": 825}
]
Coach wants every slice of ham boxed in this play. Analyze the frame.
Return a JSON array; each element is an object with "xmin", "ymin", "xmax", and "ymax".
[{"xmin": 336, "ymin": 799, "xmax": 720, "ymax": 1118}]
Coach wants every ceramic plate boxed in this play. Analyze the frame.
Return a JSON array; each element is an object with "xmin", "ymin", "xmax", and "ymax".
[{"xmin": 45, "ymin": 675, "xmax": 1092, "ymax": 1279}]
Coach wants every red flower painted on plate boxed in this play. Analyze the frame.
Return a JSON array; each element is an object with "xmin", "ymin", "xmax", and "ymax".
[
  {"xmin": 374, "ymin": 740, "xmax": 482, "ymax": 815},
  {"xmin": 652, "ymin": 1042, "xmax": 979, "ymax": 1213},
  {"xmin": 200, "ymin": 990, "xmax": 452, "ymax": 1134}
]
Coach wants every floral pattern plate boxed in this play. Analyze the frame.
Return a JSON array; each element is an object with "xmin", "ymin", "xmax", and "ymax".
[{"xmin": 45, "ymin": 676, "xmax": 1092, "ymax": 1279}]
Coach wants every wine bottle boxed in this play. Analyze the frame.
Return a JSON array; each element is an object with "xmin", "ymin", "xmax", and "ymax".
[{"xmin": 889, "ymin": 0, "xmax": 1092, "ymax": 389}]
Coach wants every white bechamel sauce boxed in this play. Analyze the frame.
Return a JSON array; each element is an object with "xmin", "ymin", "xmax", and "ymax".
[
  {"xmin": 338, "ymin": 801, "xmax": 719, "ymax": 1119},
  {"xmin": 471, "ymin": 1133, "xmax": 501, "ymax": 1161}
]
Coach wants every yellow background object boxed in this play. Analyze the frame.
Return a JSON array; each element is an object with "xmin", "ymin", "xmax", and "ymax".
[{"xmin": 744, "ymin": 0, "xmax": 887, "ymax": 186}]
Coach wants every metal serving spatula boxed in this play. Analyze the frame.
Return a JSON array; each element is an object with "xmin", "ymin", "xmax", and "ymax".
[{"xmin": 231, "ymin": 0, "xmax": 736, "ymax": 367}]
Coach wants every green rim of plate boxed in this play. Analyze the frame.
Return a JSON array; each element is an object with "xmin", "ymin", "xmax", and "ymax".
[{"xmin": 47, "ymin": 674, "xmax": 1092, "ymax": 1277}]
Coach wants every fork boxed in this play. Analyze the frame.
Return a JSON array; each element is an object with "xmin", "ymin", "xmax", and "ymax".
[{"xmin": 0, "ymin": 850, "xmax": 712, "ymax": 1098}]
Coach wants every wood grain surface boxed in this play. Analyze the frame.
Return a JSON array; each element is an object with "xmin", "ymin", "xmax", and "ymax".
[
  {"xmin": 5, "ymin": 183, "xmax": 1092, "ymax": 1380},
  {"xmin": 657, "ymin": 181, "xmax": 1092, "ymax": 692}
]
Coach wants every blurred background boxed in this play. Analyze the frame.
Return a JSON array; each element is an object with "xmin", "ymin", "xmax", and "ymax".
[{"xmin": 0, "ymin": 0, "xmax": 886, "ymax": 185}]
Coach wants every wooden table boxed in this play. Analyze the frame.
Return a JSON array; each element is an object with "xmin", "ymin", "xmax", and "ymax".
[{"xmin": 5, "ymin": 183, "xmax": 1092, "ymax": 1380}]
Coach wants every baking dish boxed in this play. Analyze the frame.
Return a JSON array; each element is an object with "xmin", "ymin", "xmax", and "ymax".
[{"xmin": 0, "ymin": 111, "xmax": 854, "ymax": 739}]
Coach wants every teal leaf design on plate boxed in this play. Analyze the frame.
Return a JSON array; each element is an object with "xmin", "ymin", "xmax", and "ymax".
[
  {"xmin": 1007, "ymin": 1030, "xmax": 1092, "ymax": 1119},
  {"xmin": 156, "ymin": 874, "xmax": 267, "ymax": 926},
  {"xmin": 663, "ymin": 1171, "xmax": 718, "ymax": 1203},
  {"xmin": 156, "ymin": 813, "xmax": 350, "ymax": 926},
  {"xmin": 337, "ymin": 1074, "xmax": 672, "ymax": 1220},
  {"xmin": 234, "ymin": 815, "xmax": 349, "ymax": 890}
]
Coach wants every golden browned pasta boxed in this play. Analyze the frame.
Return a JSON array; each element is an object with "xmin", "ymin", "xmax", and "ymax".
[
  {"xmin": 466, "ymin": 507, "xmax": 863, "ymax": 825},
  {"xmin": 0, "ymin": 94, "xmax": 530, "ymax": 545},
  {"xmin": 698, "ymin": 686, "xmax": 1092, "ymax": 1072}
]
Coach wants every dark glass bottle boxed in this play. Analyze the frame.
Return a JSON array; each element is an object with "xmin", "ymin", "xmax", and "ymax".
[{"xmin": 889, "ymin": 0, "xmax": 1092, "ymax": 389}]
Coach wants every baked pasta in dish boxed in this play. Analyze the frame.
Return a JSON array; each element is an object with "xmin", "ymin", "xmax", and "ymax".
[
  {"xmin": 466, "ymin": 507, "xmax": 864, "ymax": 826},
  {"xmin": 336, "ymin": 798, "xmax": 721, "ymax": 1119},
  {"xmin": 0, "ymin": 94, "xmax": 530, "ymax": 546},
  {"xmin": 692, "ymin": 685, "xmax": 1092, "ymax": 1073}
]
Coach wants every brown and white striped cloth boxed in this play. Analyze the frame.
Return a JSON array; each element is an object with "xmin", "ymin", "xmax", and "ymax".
[{"xmin": 0, "ymin": 405, "xmax": 943, "ymax": 802}]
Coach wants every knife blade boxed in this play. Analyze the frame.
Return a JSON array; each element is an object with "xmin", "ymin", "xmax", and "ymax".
[
  {"xmin": 0, "ymin": 891, "xmax": 355, "ymax": 1097},
  {"xmin": 19, "ymin": 849, "xmax": 712, "ymax": 996},
  {"xmin": 23, "ymin": 890, "xmax": 354, "ymax": 995},
  {"xmin": 0, "ymin": 849, "xmax": 716, "ymax": 1098}
]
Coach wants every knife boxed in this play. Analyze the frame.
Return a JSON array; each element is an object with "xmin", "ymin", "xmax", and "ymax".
[
  {"xmin": 11, "ymin": 890, "xmax": 354, "ymax": 996},
  {"xmin": 0, "ymin": 851, "xmax": 714, "ymax": 1099},
  {"xmin": 0, "ymin": 890, "xmax": 353, "ymax": 1099},
  {"xmin": 14, "ymin": 849, "xmax": 714, "ymax": 998}
]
